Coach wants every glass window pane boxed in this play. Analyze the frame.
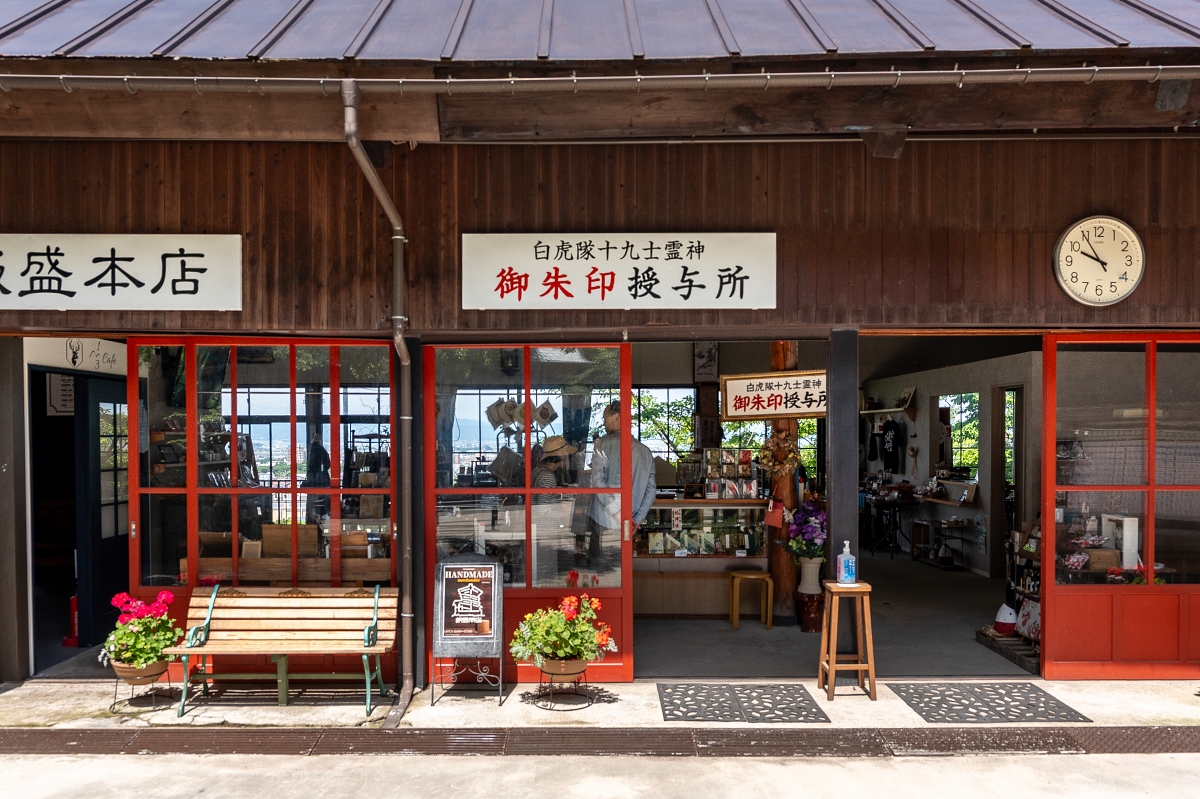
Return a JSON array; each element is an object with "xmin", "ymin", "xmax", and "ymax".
[
  {"xmin": 234, "ymin": 494, "xmax": 273, "ymax": 585},
  {"xmin": 1156, "ymin": 345, "xmax": 1200, "ymax": 485},
  {"xmin": 1054, "ymin": 490, "xmax": 1146, "ymax": 585},
  {"xmin": 334, "ymin": 518, "xmax": 392, "ymax": 586},
  {"xmin": 341, "ymin": 346, "xmax": 392, "ymax": 494},
  {"xmin": 533, "ymin": 492, "xmax": 620, "ymax": 588},
  {"xmin": 100, "ymin": 506, "xmax": 116, "ymax": 539},
  {"xmin": 297, "ymin": 347, "xmax": 332, "ymax": 491},
  {"xmin": 1154, "ymin": 491, "xmax": 1200, "ymax": 584},
  {"xmin": 198, "ymin": 494, "xmax": 234, "ymax": 585},
  {"xmin": 435, "ymin": 348, "xmax": 525, "ymax": 490},
  {"xmin": 196, "ymin": 345, "xmax": 233, "ymax": 490},
  {"xmin": 436, "ymin": 495, "xmax": 526, "ymax": 587},
  {"xmin": 139, "ymin": 346, "xmax": 188, "ymax": 488},
  {"xmin": 235, "ymin": 345, "xmax": 292, "ymax": 490},
  {"xmin": 140, "ymin": 493, "xmax": 187, "ymax": 586},
  {"xmin": 638, "ymin": 505, "xmax": 767, "ymax": 556},
  {"xmin": 1056, "ymin": 345, "xmax": 1147, "ymax": 485},
  {"xmin": 531, "ymin": 347, "xmax": 620, "ymax": 490}
]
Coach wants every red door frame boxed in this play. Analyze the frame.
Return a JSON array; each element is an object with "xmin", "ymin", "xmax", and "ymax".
[
  {"xmin": 423, "ymin": 343, "xmax": 635, "ymax": 682},
  {"xmin": 1043, "ymin": 331, "xmax": 1200, "ymax": 679},
  {"xmin": 125, "ymin": 337, "xmax": 398, "ymax": 672}
]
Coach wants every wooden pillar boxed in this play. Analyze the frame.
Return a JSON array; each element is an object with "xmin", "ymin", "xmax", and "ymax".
[
  {"xmin": 0, "ymin": 337, "xmax": 31, "ymax": 681},
  {"xmin": 768, "ymin": 341, "xmax": 798, "ymax": 624}
]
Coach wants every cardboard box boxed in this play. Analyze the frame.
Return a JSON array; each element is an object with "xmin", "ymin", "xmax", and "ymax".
[{"xmin": 261, "ymin": 523, "xmax": 319, "ymax": 558}]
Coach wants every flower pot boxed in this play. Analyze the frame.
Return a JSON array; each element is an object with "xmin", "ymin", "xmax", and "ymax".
[
  {"xmin": 797, "ymin": 557, "xmax": 825, "ymax": 595},
  {"xmin": 538, "ymin": 658, "xmax": 589, "ymax": 681},
  {"xmin": 795, "ymin": 589, "xmax": 825, "ymax": 633},
  {"xmin": 111, "ymin": 659, "xmax": 168, "ymax": 686}
]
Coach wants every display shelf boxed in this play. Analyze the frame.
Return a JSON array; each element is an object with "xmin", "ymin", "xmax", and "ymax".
[
  {"xmin": 651, "ymin": 499, "xmax": 768, "ymax": 508},
  {"xmin": 921, "ymin": 497, "xmax": 971, "ymax": 507},
  {"xmin": 860, "ymin": 406, "xmax": 917, "ymax": 422}
]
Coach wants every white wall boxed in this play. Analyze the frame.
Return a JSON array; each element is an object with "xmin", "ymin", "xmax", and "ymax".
[{"xmin": 862, "ymin": 351, "xmax": 1042, "ymax": 576}]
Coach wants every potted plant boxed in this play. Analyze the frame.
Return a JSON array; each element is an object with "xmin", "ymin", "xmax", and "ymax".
[
  {"xmin": 509, "ymin": 594, "xmax": 617, "ymax": 678},
  {"xmin": 98, "ymin": 591, "xmax": 183, "ymax": 685},
  {"xmin": 784, "ymin": 502, "xmax": 828, "ymax": 631}
]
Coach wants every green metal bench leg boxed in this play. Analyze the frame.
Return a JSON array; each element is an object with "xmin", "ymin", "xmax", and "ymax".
[
  {"xmin": 273, "ymin": 655, "xmax": 289, "ymax": 706},
  {"xmin": 362, "ymin": 654, "xmax": 373, "ymax": 715},
  {"xmin": 177, "ymin": 655, "xmax": 190, "ymax": 717}
]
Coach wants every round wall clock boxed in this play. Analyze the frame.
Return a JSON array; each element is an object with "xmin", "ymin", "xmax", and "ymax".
[{"xmin": 1053, "ymin": 216, "xmax": 1145, "ymax": 307}]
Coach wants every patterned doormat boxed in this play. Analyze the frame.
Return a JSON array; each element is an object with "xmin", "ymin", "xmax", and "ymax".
[
  {"xmin": 657, "ymin": 683, "xmax": 831, "ymax": 723},
  {"xmin": 888, "ymin": 682, "xmax": 1091, "ymax": 724}
]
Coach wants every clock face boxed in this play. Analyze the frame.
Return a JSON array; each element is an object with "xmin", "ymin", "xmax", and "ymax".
[{"xmin": 1054, "ymin": 216, "xmax": 1145, "ymax": 307}]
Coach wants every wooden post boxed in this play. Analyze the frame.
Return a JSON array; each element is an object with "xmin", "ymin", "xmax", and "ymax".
[
  {"xmin": 0, "ymin": 338, "xmax": 30, "ymax": 682},
  {"xmin": 768, "ymin": 341, "xmax": 798, "ymax": 625}
]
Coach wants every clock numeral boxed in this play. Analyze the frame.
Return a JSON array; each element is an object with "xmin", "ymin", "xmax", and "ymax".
[
  {"xmin": 1120, "ymin": 272, "xmax": 1128, "ymax": 281},
  {"xmin": 1121, "ymin": 240, "xmax": 1129, "ymax": 252},
  {"xmin": 1070, "ymin": 272, "xmax": 1078, "ymax": 283},
  {"xmin": 1082, "ymin": 281, "xmax": 1089, "ymax": 293},
  {"xmin": 1094, "ymin": 226, "xmax": 1105, "ymax": 238},
  {"xmin": 1070, "ymin": 241, "xmax": 1081, "ymax": 253},
  {"xmin": 1125, "ymin": 255, "xmax": 1133, "ymax": 267},
  {"xmin": 1096, "ymin": 284, "xmax": 1104, "ymax": 297},
  {"xmin": 1110, "ymin": 282, "xmax": 1117, "ymax": 293},
  {"xmin": 1065, "ymin": 255, "xmax": 1073, "ymax": 267}
]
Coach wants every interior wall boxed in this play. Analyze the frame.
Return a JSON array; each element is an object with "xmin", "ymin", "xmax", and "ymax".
[
  {"xmin": 861, "ymin": 350, "xmax": 1042, "ymax": 576},
  {"xmin": 631, "ymin": 340, "xmax": 827, "ymax": 387}
]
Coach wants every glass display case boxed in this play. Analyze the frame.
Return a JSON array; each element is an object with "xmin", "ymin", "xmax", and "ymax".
[{"xmin": 635, "ymin": 500, "xmax": 767, "ymax": 558}]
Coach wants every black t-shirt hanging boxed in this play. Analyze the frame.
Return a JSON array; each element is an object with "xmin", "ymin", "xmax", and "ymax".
[{"xmin": 881, "ymin": 418, "xmax": 902, "ymax": 472}]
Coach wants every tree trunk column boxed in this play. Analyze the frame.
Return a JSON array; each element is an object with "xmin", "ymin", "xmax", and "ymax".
[{"xmin": 768, "ymin": 340, "xmax": 798, "ymax": 625}]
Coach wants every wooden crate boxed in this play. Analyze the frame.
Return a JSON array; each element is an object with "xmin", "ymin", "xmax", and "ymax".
[{"xmin": 261, "ymin": 524, "xmax": 319, "ymax": 558}]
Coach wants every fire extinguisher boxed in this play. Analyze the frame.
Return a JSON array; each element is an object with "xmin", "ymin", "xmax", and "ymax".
[{"xmin": 62, "ymin": 594, "xmax": 79, "ymax": 648}]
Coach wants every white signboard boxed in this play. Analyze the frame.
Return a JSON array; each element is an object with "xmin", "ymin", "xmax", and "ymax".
[
  {"xmin": 0, "ymin": 234, "xmax": 242, "ymax": 311},
  {"xmin": 25, "ymin": 337, "xmax": 126, "ymax": 376},
  {"xmin": 722, "ymin": 370, "xmax": 827, "ymax": 421},
  {"xmin": 462, "ymin": 233, "xmax": 775, "ymax": 310}
]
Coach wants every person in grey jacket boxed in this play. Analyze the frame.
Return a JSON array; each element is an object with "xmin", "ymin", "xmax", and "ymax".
[{"xmin": 586, "ymin": 400, "xmax": 657, "ymax": 566}]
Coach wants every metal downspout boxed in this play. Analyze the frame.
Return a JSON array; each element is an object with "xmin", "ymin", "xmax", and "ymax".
[{"xmin": 341, "ymin": 79, "xmax": 415, "ymax": 720}]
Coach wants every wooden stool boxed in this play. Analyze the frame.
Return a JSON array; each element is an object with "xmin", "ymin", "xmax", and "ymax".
[
  {"xmin": 817, "ymin": 580, "xmax": 877, "ymax": 700},
  {"xmin": 729, "ymin": 570, "xmax": 773, "ymax": 630}
]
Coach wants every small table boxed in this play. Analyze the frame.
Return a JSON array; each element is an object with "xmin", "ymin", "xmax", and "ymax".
[
  {"xmin": 817, "ymin": 580, "xmax": 877, "ymax": 701},
  {"xmin": 729, "ymin": 570, "xmax": 774, "ymax": 630}
]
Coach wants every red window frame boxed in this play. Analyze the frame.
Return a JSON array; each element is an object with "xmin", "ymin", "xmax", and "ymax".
[
  {"xmin": 423, "ymin": 343, "xmax": 635, "ymax": 682},
  {"xmin": 126, "ymin": 336, "xmax": 398, "ymax": 600},
  {"xmin": 1043, "ymin": 331, "xmax": 1200, "ymax": 678}
]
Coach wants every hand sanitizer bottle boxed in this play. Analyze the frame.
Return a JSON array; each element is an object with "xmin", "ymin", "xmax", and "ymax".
[{"xmin": 837, "ymin": 541, "xmax": 857, "ymax": 584}]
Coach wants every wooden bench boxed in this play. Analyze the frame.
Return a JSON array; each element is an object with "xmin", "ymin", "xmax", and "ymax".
[{"xmin": 164, "ymin": 584, "xmax": 398, "ymax": 717}]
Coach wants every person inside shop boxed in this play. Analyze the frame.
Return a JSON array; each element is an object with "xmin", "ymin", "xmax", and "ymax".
[
  {"xmin": 531, "ymin": 435, "xmax": 576, "ymax": 502},
  {"xmin": 586, "ymin": 400, "xmax": 657, "ymax": 564},
  {"xmin": 303, "ymin": 435, "xmax": 331, "ymax": 523}
]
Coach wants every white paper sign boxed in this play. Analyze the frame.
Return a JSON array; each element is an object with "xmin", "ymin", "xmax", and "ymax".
[
  {"xmin": 0, "ymin": 234, "xmax": 242, "ymax": 311},
  {"xmin": 722, "ymin": 370, "xmax": 827, "ymax": 421},
  {"xmin": 462, "ymin": 233, "xmax": 775, "ymax": 310}
]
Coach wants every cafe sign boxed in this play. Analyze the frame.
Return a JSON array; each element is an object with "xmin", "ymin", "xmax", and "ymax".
[
  {"xmin": 722, "ymin": 370, "xmax": 827, "ymax": 421},
  {"xmin": 462, "ymin": 232, "xmax": 776, "ymax": 310},
  {"xmin": 0, "ymin": 234, "xmax": 242, "ymax": 311}
]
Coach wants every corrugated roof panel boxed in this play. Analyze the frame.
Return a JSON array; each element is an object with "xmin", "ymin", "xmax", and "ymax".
[
  {"xmin": 1072, "ymin": 0, "xmax": 1200, "ymax": 46},
  {"xmin": 71, "ymin": 0, "xmax": 218, "ymax": 56},
  {"xmin": 1144, "ymin": 0, "xmax": 1200, "ymax": 28},
  {"xmin": 0, "ymin": 0, "xmax": 131, "ymax": 55},
  {"xmin": 714, "ymin": 0, "xmax": 825, "ymax": 56},
  {"xmin": 969, "ymin": 0, "xmax": 1108, "ymax": 47},
  {"xmin": 165, "ymin": 0, "xmax": 295, "ymax": 58},
  {"xmin": 452, "ymin": 0, "xmax": 543, "ymax": 60},
  {"xmin": 0, "ymin": 0, "xmax": 61, "ymax": 32},
  {"xmin": 636, "ymin": 0, "xmax": 728, "ymax": 59},
  {"xmin": 354, "ymin": 0, "xmax": 463, "ymax": 61},
  {"xmin": 800, "ymin": 0, "xmax": 925, "ymax": 53},
  {"xmin": 263, "ymin": 0, "xmax": 379, "ymax": 59},
  {"xmin": 548, "ymin": 0, "xmax": 633, "ymax": 61},
  {"xmin": 888, "ymin": 0, "xmax": 1014, "ymax": 51}
]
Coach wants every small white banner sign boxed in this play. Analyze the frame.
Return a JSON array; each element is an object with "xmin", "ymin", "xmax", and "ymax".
[
  {"xmin": 722, "ymin": 370, "xmax": 827, "ymax": 421},
  {"xmin": 462, "ymin": 233, "xmax": 776, "ymax": 310},
  {"xmin": 0, "ymin": 234, "xmax": 242, "ymax": 311}
]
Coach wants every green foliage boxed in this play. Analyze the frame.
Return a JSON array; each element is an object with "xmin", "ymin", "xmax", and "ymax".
[
  {"xmin": 943, "ymin": 393, "xmax": 980, "ymax": 478},
  {"xmin": 509, "ymin": 594, "xmax": 617, "ymax": 668},
  {"xmin": 101, "ymin": 592, "xmax": 182, "ymax": 668},
  {"xmin": 634, "ymin": 391, "xmax": 695, "ymax": 459}
]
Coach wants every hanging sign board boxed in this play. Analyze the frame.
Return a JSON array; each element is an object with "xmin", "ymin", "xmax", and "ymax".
[
  {"xmin": 433, "ymin": 554, "xmax": 504, "ymax": 659},
  {"xmin": 722, "ymin": 370, "xmax": 827, "ymax": 421},
  {"xmin": 0, "ymin": 234, "xmax": 242, "ymax": 311},
  {"xmin": 46, "ymin": 373, "xmax": 75, "ymax": 416},
  {"xmin": 462, "ymin": 232, "xmax": 776, "ymax": 310}
]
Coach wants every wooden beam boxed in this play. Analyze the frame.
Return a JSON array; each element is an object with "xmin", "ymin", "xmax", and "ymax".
[{"xmin": 438, "ymin": 81, "xmax": 1200, "ymax": 140}]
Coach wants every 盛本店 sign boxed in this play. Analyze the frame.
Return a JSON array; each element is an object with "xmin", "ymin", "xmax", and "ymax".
[
  {"xmin": 722, "ymin": 370, "xmax": 827, "ymax": 421},
  {"xmin": 433, "ymin": 554, "xmax": 504, "ymax": 659},
  {"xmin": 462, "ymin": 233, "xmax": 775, "ymax": 310},
  {"xmin": 0, "ymin": 234, "xmax": 242, "ymax": 311}
]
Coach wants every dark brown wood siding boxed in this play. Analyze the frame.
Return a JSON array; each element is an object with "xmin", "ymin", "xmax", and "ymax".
[{"xmin": 2, "ymin": 138, "xmax": 1200, "ymax": 337}]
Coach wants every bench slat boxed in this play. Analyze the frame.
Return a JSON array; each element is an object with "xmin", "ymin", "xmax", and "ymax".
[
  {"xmin": 164, "ymin": 644, "xmax": 393, "ymax": 656},
  {"xmin": 203, "ymin": 630, "xmax": 392, "ymax": 641},
  {"xmin": 208, "ymin": 619, "xmax": 396, "ymax": 632},
  {"xmin": 187, "ymin": 598, "xmax": 391, "ymax": 609},
  {"xmin": 186, "ymin": 607, "xmax": 397, "ymax": 620}
]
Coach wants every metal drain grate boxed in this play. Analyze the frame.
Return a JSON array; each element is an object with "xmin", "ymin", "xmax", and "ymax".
[
  {"xmin": 0, "ymin": 729, "xmax": 136, "ymax": 755},
  {"xmin": 657, "ymin": 683, "xmax": 830, "ymax": 723},
  {"xmin": 311, "ymin": 729, "xmax": 507, "ymax": 756},
  {"xmin": 880, "ymin": 728, "xmax": 1085, "ymax": 756},
  {"xmin": 695, "ymin": 729, "xmax": 890, "ymax": 757},
  {"xmin": 888, "ymin": 682, "xmax": 1091, "ymax": 724},
  {"xmin": 125, "ymin": 729, "xmax": 321, "ymax": 755},
  {"xmin": 506, "ymin": 728, "xmax": 696, "ymax": 756},
  {"xmin": 1070, "ymin": 726, "xmax": 1200, "ymax": 754}
]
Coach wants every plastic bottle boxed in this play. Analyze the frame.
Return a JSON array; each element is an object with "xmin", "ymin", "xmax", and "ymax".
[{"xmin": 837, "ymin": 540, "xmax": 857, "ymax": 585}]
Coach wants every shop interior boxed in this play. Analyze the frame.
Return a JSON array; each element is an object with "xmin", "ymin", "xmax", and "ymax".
[{"xmin": 627, "ymin": 336, "xmax": 1044, "ymax": 679}]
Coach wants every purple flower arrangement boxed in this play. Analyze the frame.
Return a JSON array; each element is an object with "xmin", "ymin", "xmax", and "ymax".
[{"xmin": 784, "ymin": 502, "xmax": 828, "ymax": 562}]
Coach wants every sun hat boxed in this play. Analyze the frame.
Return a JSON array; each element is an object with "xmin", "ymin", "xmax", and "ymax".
[{"xmin": 541, "ymin": 435, "xmax": 578, "ymax": 459}]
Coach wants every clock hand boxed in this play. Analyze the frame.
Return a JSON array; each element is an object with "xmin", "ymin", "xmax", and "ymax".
[
  {"xmin": 1079, "ymin": 250, "xmax": 1106, "ymax": 267},
  {"xmin": 1082, "ymin": 232, "xmax": 1107, "ymax": 271}
]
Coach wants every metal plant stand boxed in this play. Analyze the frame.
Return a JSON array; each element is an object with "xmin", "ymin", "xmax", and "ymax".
[
  {"xmin": 109, "ymin": 675, "xmax": 177, "ymax": 714},
  {"xmin": 533, "ymin": 670, "xmax": 593, "ymax": 711}
]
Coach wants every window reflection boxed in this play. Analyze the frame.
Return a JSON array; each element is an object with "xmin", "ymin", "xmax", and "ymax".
[
  {"xmin": 1056, "ymin": 345, "xmax": 1147, "ymax": 485},
  {"xmin": 1054, "ymin": 491, "xmax": 1145, "ymax": 585},
  {"xmin": 436, "ymin": 495, "xmax": 526, "ymax": 586}
]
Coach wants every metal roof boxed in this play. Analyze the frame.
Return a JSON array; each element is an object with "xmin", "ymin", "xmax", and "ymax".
[{"xmin": 2, "ymin": 0, "xmax": 1200, "ymax": 62}]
